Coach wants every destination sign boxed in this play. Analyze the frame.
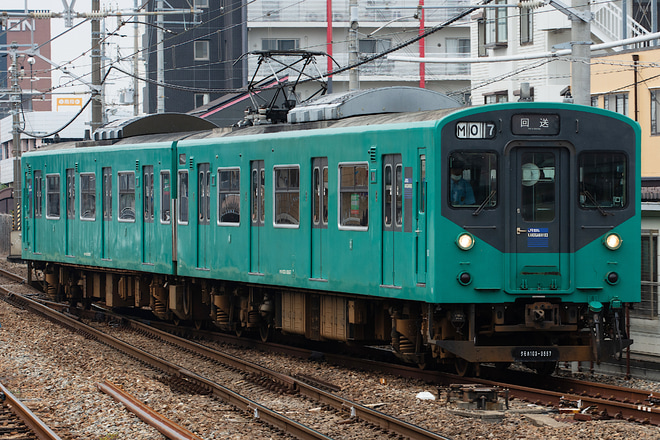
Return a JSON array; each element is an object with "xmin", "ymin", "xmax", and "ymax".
[
  {"xmin": 511, "ymin": 114, "xmax": 560, "ymax": 135},
  {"xmin": 456, "ymin": 121, "xmax": 497, "ymax": 139}
]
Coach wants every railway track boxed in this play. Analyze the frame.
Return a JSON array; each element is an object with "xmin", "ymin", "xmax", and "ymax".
[
  {"xmin": 0, "ymin": 381, "xmax": 62, "ymax": 440},
  {"xmin": 0, "ymin": 280, "xmax": 452, "ymax": 440}
]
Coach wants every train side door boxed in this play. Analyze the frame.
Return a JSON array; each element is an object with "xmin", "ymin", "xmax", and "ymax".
[
  {"xmin": 65, "ymin": 168, "xmax": 75, "ymax": 256},
  {"xmin": 382, "ymin": 154, "xmax": 402, "ymax": 286},
  {"xmin": 197, "ymin": 163, "xmax": 211, "ymax": 269},
  {"xmin": 250, "ymin": 160, "xmax": 265, "ymax": 273},
  {"xmin": 311, "ymin": 157, "xmax": 328, "ymax": 280},
  {"xmin": 102, "ymin": 167, "xmax": 112, "ymax": 259},
  {"xmin": 142, "ymin": 165, "xmax": 155, "ymax": 264},
  {"xmin": 510, "ymin": 147, "xmax": 570, "ymax": 291},
  {"xmin": 415, "ymin": 150, "xmax": 427, "ymax": 285}
]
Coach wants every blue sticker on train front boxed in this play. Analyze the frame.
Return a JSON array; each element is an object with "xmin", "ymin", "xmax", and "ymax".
[{"xmin": 527, "ymin": 228, "xmax": 549, "ymax": 247}]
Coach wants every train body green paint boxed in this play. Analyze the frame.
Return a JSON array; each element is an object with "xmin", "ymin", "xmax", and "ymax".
[{"xmin": 20, "ymin": 101, "xmax": 641, "ymax": 370}]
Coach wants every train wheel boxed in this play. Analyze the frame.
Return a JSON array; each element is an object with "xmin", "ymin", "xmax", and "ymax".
[
  {"xmin": 259, "ymin": 324, "xmax": 271, "ymax": 342},
  {"xmin": 455, "ymin": 358, "xmax": 474, "ymax": 377}
]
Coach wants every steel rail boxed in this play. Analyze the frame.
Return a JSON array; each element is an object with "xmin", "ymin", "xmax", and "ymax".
[{"xmin": 0, "ymin": 382, "xmax": 62, "ymax": 440}]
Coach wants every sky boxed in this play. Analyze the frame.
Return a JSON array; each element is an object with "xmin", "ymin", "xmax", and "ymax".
[{"xmin": 17, "ymin": 0, "xmax": 144, "ymax": 119}]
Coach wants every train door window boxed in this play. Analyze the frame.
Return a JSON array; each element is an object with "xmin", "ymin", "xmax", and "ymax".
[
  {"xmin": 118, "ymin": 171, "xmax": 136, "ymax": 222},
  {"xmin": 339, "ymin": 163, "xmax": 369, "ymax": 229},
  {"xmin": 578, "ymin": 152, "xmax": 627, "ymax": 209},
  {"xmin": 102, "ymin": 168, "xmax": 112, "ymax": 220},
  {"xmin": 520, "ymin": 152, "xmax": 554, "ymax": 222},
  {"xmin": 251, "ymin": 163, "xmax": 265, "ymax": 226},
  {"xmin": 274, "ymin": 166, "xmax": 300, "ymax": 227},
  {"xmin": 25, "ymin": 173, "xmax": 32, "ymax": 218},
  {"xmin": 34, "ymin": 171, "xmax": 42, "ymax": 218},
  {"xmin": 66, "ymin": 168, "xmax": 75, "ymax": 219},
  {"xmin": 160, "ymin": 171, "xmax": 171, "ymax": 224},
  {"xmin": 312, "ymin": 163, "xmax": 328, "ymax": 226},
  {"xmin": 198, "ymin": 163, "xmax": 210, "ymax": 225},
  {"xmin": 218, "ymin": 168, "xmax": 240, "ymax": 225},
  {"xmin": 80, "ymin": 173, "xmax": 96, "ymax": 220},
  {"xmin": 395, "ymin": 164, "xmax": 403, "ymax": 226},
  {"xmin": 419, "ymin": 155, "xmax": 426, "ymax": 213},
  {"xmin": 178, "ymin": 170, "xmax": 189, "ymax": 224},
  {"xmin": 448, "ymin": 152, "xmax": 497, "ymax": 209},
  {"xmin": 46, "ymin": 174, "xmax": 60, "ymax": 219},
  {"xmin": 384, "ymin": 164, "xmax": 392, "ymax": 227},
  {"xmin": 143, "ymin": 166, "xmax": 154, "ymax": 223}
]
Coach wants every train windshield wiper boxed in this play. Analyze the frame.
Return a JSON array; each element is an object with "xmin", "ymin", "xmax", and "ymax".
[
  {"xmin": 472, "ymin": 190, "xmax": 497, "ymax": 216},
  {"xmin": 583, "ymin": 190, "xmax": 614, "ymax": 216}
]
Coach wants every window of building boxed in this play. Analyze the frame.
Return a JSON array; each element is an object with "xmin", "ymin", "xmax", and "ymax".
[
  {"xmin": 194, "ymin": 0, "xmax": 209, "ymax": 7},
  {"xmin": 103, "ymin": 167, "xmax": 112, "ymax": 220},
  {"xmin": 218, "ymin": 168, "xmax": 240, "ymax": 225},
  {"xmin": 477, "ymin": 18, "xmax": 487, "ymax": 57},
  {"xmin": 578, "ymin": 152, "xmax": 627, "ymax": 208},
  {"xmin": 143, "ymin": 166, "xmax": 154, "ymax": 223},
  {"xmin": 635, "ymin": 230, "xmax": 659, "ymax": 318},
  {"xmin": 359, "ymin": 38, "xmax": 391, "ymax": 54},
  {"xmin": 591, "ymin": 96, "xmax": 599, "ymax": 107},
  {"xmin": 445, "ymin": 38, "xmax": 470, "ymax": 74},
  {"xmin": 195, "ymin": 93, "xmax": 209, "ymax": 108},
  {"xmin": 46, "ymin": 174, "xmax": 60, "ymax": 219},
  {"xmin": 261, "ymin": 38, "xmax": 299, "ymax": 51},
  {"xmin": 118, "ymin": 172, "xmax": 135, "ymax": 221},
  {"xmin": 34, "ymin": 170, "xmax": 42, "ymax": 218},
  {"xmin": 448, "ymin": 152, "xmax": 498, "ymax": 208},
  {"xmin": 339, "ymin": 163, "xmax": 369, "ymax": 229},
  {"xmin": 161, "ymin": 171, "xmax": 171, "ymax": 223},
  {"xmin": 485, "ymin": 0, "xmax": 508, "ymax": 46},
  {"xmin": 274, "ymin": 166, "xmax": 299, "ymax": 226},
  {"xmin": 198, "ymin": 163, "xmax": 210, "ymax": 225},
  {"xmin": 603, "ymin": 93, "xmax": 628, "ymax": 116},
  {"xmin": 484, "ymin": 91, "xmax": 508, "ymax": 104},
  {"xmin": 194, "ymin": 40, "xmax": 210, "ymax": 61},
  {"xmin": 520, "ymin": 5, "xmax": 532, "ymax": 44},
  {"xmin": 80, "ymin": 173, "xmax": 96, "ymax": 220},
  {"xmin": 66, "ymin": 168, "xmax": 75, "ymax": 219},
  {"xmin": 178, "ymin": 170, "xmax": 189, "ymax": 224},
  {"xmin": 653, "ymin": 90, "xmax": 660, "ymax": 135}
]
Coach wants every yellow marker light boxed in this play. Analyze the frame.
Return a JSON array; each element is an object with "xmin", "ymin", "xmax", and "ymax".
[
  {"xmin": 457, "ymin": 233, "xmax": 474, "ymax": 250},
  {"xmin": 604, "ymin": 233, "xmax": 622, "ymax": 250}
]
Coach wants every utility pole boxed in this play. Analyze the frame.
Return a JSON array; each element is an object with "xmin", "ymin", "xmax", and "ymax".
[
  {"xmin": 348, "ymin": 0, "xmax": 359, "ymax": 90},
  {"xmin": 91, "ymin": 0, "xmax": 103, "ymax": 132},
  {"xmin": 571, "ymin": 0, "xmax": 591, "ymax": 105},
  {"xmin": 133, "ymin": 0, "xmax": 140, "ymax": 115},
  {"xmin": 156, "ymin": 0, "xmax": 165, "ymax": 112},
  {"xmin": 10, "ymin": 43, "xmax": 21, "ymax": 233}
]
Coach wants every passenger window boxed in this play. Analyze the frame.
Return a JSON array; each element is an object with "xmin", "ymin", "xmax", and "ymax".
[
  {"xmin": 118, "ymin": 172, "xmax": 136, "ymax": 222},
  {"xmin": 34, "ymin": 171, "xmax": 43, "ymax": 219},
  {"xmin": 102, "ymin": 167, "xmax": 112, "ymax": 220},
  {"xmin": 66, "ymin": 169, "xmax": 75, "ymax": 219},
  {"xmin": 448, "ymin": 152, "xmax": 497, "ymax": 208},
  {"xmin": 218, "ymin": 168, "xmax": 240, "ymax": 225},
  {"xmin": 579, "ymin": 152, "xmax": 627, "ymax": 209},
  {"xmin": 80, "ymin": 173, "xmax": 96, "ymax": 220},
  {"xmin": 198, "ymin": 163, "xmax": 210, "ymax": 225},
  {"xmin": 160, "ymin": 171, "xmax": 171, "ymax": 223},
  {"xmin": 143, "ymin": 166, "xmax": 154, "ymax": 223},
  {"xmin": 274, "ymin": 166, "xmax": 300, "ymax": 226},
  {"xmin": 46, "ymin": 174, "xmax": 60, "ymax": 219},
  {"xmin": 339, "ymin": 163, "xmax": 369, "ymax": 229},
  {"xmin": 178, "ymin": 170, "xmax": 189, "ymax": 224}
]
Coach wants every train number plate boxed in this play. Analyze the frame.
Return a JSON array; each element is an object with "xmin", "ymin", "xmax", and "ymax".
[{"xmin": 512, "ymin": 347, "xmax": 559, "ymax": 362}]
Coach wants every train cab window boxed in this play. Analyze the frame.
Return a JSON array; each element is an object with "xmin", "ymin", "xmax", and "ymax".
[
  {"xmin": 448, "ymin": 152, "xmax": 497, "ymax": 209},
  {"xmin": 178, "ymin": 171, "xmax": 189, "ymax": 224},
  {"xmin": 80, "ymin": 173, "xmax": 96, "ymax": 220},
  {"xmin": 198, "ymin": 163, "xmax": 211, "ymax": 225},
  {"xmin": 66, "ymin": 169, "xmax": 75, "ymax": 219},
  {"xmin": 118, "ymin": 172, "xmax": 136, "ymax": 222},
  {"xmin": 102, "ymin": 168, "xmax": 112, "ymax": 220},
  {"xmin": 339, "ymin": 163, "xmax": 369, "ymax": 229},
  {"xmin": 160, "ymin": 171, "xmax": 171, "ymax": 223},
  {"xmin": 579, "ymin": 152, "xmax": 627, "ymax": 209},
  {"xmin": 274, "ymin": 166, "xmax": 300, "ymax": 226},
  {"xmin": 34, "ymin": 171, "xmax": 42, "ymax": 218},
  {"xmin": 143, "ymin": 166, "xmax": 154, "ymax": 223},
  {"xmin": 218, "ymin": 168, "xmax": 240, "ymax": 225},
  {"xmin": 46, "ymin": 174, "xmax": 60, "ymax": 219}
]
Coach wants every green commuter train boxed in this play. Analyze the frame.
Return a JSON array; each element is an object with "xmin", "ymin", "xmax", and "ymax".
[{"xmin": 21, "ymin": 97, "xmax": 641, "ymax": 375}]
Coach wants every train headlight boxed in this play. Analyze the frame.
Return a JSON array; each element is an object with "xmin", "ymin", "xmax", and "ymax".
[
  {"xmin": 456, "ymin": 233, "xmax": 474, "ymax": 251},
  {"xmin": 603, "ymin": 233, "xmax": 622, "ymax": 250}
]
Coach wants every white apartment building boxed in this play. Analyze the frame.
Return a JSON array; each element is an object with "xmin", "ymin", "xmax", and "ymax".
[{"xmin": 246, "ymin": 0, "xmax": 473, "ymax": 103}]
